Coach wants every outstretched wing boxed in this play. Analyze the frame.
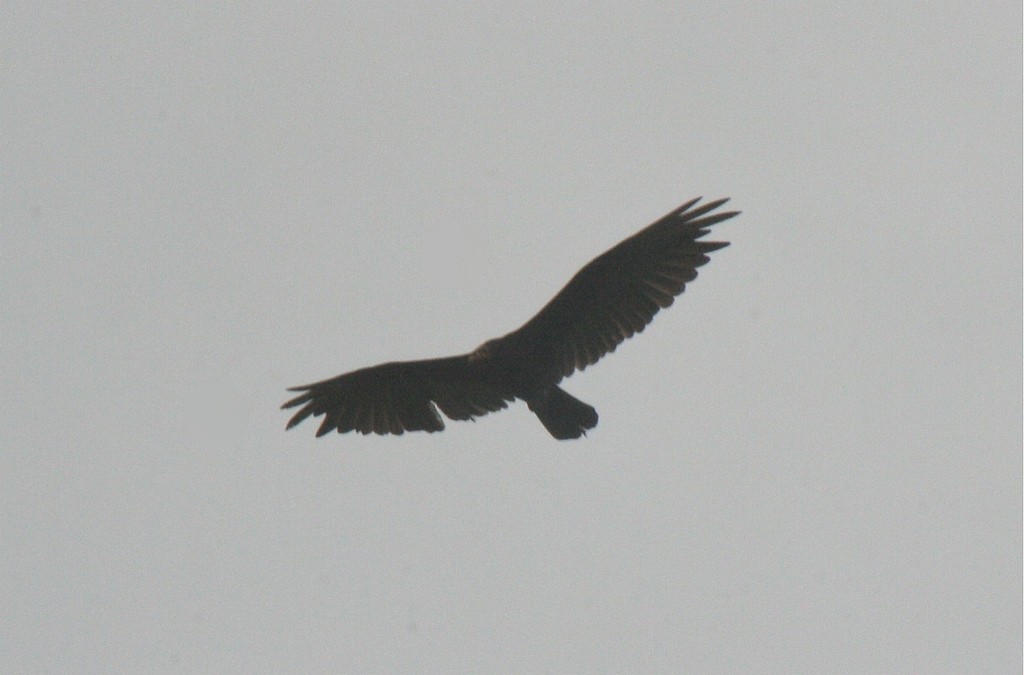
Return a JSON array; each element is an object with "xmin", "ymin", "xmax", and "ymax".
[
  {"xmin": 282, "ymin": 357, "xmax": 511, "ymax": 436},
  {"xmin": 506, "ymin": 197, "xmax": 737, "ymax": 384}
]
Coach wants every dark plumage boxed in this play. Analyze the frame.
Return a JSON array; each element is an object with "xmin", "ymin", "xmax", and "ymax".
[{"xmin": 283, "ymin": 196, "xmax": 738, "ymax": 439}]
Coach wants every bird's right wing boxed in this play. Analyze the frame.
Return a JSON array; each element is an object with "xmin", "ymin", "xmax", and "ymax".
[
  {"xmin": 507, "ymin": 197, "xmax": 738, "ymax": 384},
  {"xmin": 282, "ymin": 357, "xmax": 511, "ymax": 436}
]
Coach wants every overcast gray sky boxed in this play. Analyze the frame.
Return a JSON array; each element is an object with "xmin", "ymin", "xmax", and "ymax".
[{"xmin": 3, "ymin": 3, "xmax": 1021, "ymax": 672}]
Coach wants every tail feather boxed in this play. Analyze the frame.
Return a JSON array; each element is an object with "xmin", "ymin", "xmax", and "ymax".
[{"xmin": 527, "ymin": 387, "xmax": 599, "ymax": 440}]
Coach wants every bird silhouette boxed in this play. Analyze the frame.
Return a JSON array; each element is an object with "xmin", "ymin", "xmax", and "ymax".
[{"xmin": 283, "ymin": 196, "xmax": 737, "ymax": 439}]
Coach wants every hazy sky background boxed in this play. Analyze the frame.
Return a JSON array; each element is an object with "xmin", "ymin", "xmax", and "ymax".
[{"xmin": 4, "ymin": 3, "xmax": 1021, "ymax": 672}]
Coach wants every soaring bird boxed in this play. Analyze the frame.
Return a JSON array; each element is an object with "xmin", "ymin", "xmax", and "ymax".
[{"xmin": 283, "ymin": 196, "xmax": 737, "ymax": 440}]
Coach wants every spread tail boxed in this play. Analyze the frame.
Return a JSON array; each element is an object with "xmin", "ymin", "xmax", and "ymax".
[{"xmin": 527, "ymin": 386, "xmax": 598, "ymax": 440}]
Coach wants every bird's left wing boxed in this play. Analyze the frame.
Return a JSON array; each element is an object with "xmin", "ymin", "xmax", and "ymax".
[{"xmin": 282, "ymin": 357, "xmax": 510, "ymax": 436}]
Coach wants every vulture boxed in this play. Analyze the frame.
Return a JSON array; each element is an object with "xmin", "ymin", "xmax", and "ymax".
[{"xmin": 283, "ymin": 196, "xmax": 738, "ymax": 440}]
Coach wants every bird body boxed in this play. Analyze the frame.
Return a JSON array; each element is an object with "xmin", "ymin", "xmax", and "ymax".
[{"xmin": 283, "ymin": 196, "xmax": 737, "ymax": 439}]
